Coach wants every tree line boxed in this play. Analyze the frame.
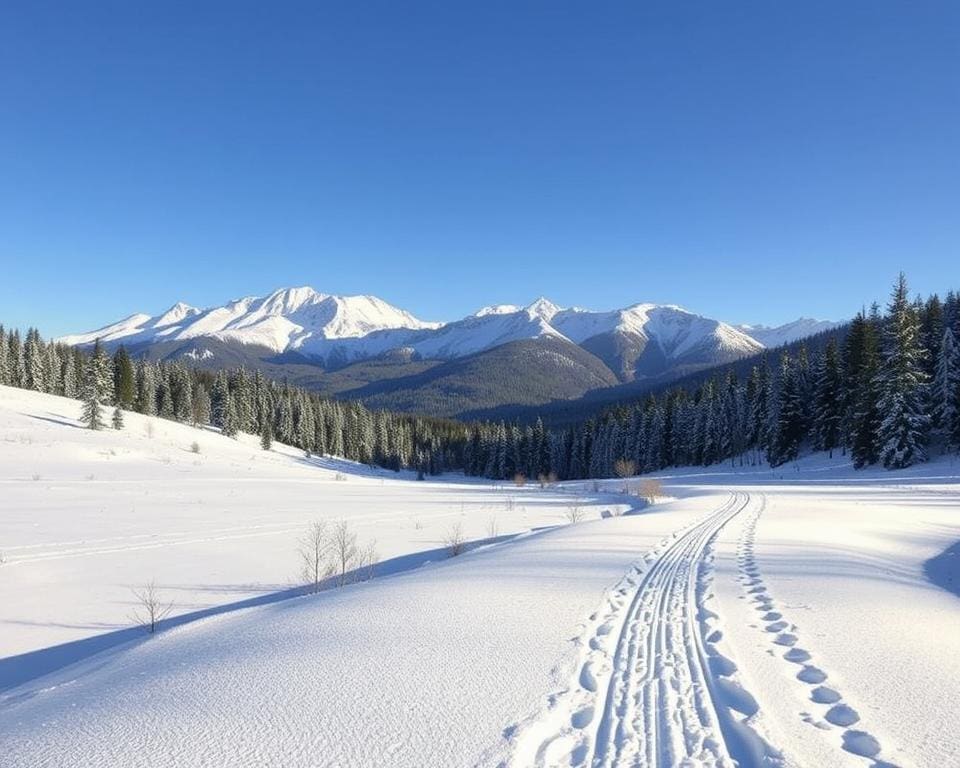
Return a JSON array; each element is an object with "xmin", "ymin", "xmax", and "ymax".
[
  {"xmin": 0, "ymin": 327, "xmax": 472, "ymax": 475},
  {"xmin": 460, "ymin": 274, "xmax": 960, "ymax": 479},
  {"xmin": 2, "ymin": 274, "xmax": 958, "ymax": 480}
]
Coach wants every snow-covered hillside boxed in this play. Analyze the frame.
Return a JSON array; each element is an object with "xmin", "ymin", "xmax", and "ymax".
[
  {"xmin": 0, "ymin": 385, "xmax": 601, "ymax": 662},
  {"xmin": 2, "ymin": 387, "xmax": 959, "ymax": 767},
  {"xmin": 59, "ymin": 288, "xmax": 780, "ymax": 376}
]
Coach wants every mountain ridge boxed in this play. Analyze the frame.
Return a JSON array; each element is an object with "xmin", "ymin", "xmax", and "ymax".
[{"xmin": 58, "ymin": 286, "xmax": 841, "ymax": 418}]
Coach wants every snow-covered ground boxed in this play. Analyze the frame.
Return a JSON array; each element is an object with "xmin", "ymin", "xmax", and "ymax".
[
  {"xmin": 0, "ymin": 386, "xmax": 617, "ymax": 663},
  {"xmin": 2, "ymin": 386, "xmax": 959, "ymax": 767}
]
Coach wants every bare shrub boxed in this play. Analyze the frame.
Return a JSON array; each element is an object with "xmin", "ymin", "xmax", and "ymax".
[
  {"xmin": 190, "ymin": 440, "xmax": 201, "ymax": 454},
  {"xmin": 513, "ymin": 473, "xmax": 527, "ymax": 488},
  {"xmin": 334, "ymin": 472, "xmax": 347, "ymax": 482},
  {"xmin": 613, "ymin": 459, "xmax": 636, "ymax": 479},
  {"xmin": 130, "ymin": 581, "xmax": 174, "ymax": 634},
  {"xmin": 299, "ymin": 520, "xmax": 328, "ymax": 593},
  {"xmin": 639, "ymin": 478, "xmax": 663, "ymax": 503},
  {"xmin": 504, "ymin": 496, "xmax": 515, "ymax": 512},
  {"xmin": 411, "ymin": 516, "xmax": 423, "ymax": 530},
  {"xmin": 444, "ymin": 520, "xmax": 466, "ymax": 557},
  {"xmin": 564, "ymin": 502, "xmax": 585, "ymax": 524},
  {"xmin": 31, "ymin": 473, "xmax": 41, "ymax": 481},
  {"xmin": 486, "ymin": 515, "xmax": 500, "ymax": 539}
]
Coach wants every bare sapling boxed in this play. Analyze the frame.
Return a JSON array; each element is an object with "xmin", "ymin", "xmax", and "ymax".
[
  {"xmin": 130, "ymin": 581, "xmax": 174, "ymax": 634},
  {"xmin": 444, "ymin": 519, "xmax": 466, "ymax": 557},
  {"xmin": 486, "ymin": 515, "xmax": 500, "ymax": 539},
  {"xmin": 358, "ymin": 540, "xmax": 379, "ymax": 581},
  {"xmin": 564, "ymin": 500, "xmax": 585, "ymax": 524},
  {"xmin": 299, "ymin": 520, "xmax": 329, "ymax": 593},
  {"xmin": 330, "ymin": 519, "xmax": 359, "ymax": 587}
]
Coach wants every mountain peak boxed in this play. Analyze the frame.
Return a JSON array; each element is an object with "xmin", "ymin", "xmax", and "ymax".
[{"xmin": 524, "ymin": 297, "xmax": 563, "ymax": 321}]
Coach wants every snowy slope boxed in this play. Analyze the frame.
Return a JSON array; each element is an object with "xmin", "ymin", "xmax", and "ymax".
[
  {"xmin": 737, "ymin": 317, "xmax": 843, "ymax": 348},
  {"xmin": 2, "ymin": 429, "xmax": 959, "ymax": 767},
  {"xmin": 2, "ymin": 389, "xmax": 960, "ymax": 766},
  {"xmin": 0, "ymin": 386, "xmax": 604, "ymax": 662}
]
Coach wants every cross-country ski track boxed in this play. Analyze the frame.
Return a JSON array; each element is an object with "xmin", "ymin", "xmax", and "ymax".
[{"xmin": 504, "ymin": 490, "xmax": 905, "ymax": 768}]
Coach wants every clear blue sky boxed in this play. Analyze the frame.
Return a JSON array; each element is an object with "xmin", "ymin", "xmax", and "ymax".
[{"xmin": 2, "ymin": 1, "xmax": 958, "ymax": 336}]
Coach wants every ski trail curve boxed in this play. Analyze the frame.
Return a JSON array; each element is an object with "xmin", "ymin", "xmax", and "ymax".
[{"xmin": 503, "ymin": 492, "xmax": 782, "ymax": 768}]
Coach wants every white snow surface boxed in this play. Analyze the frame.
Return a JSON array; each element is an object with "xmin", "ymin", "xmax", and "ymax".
[{"xmin": 2, "ymin": 387, "xmax": 959, "ymax": 768}]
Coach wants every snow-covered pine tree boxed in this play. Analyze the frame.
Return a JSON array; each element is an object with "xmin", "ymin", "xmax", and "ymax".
[
  {"xmin": 933, "ymin": 326, "xmax": 960, "ymax": 449},
  {"xmin": 81, "ymin": 356, "xmax": 104, "ymax": 430},
  {"xmin": 44, "ymin": 342, "xmax": 62, "ymax": 395},
  {"xmin": 848, "ymin": 308, "xmax": 883, "ymax": 468},
  {"xmin": 91, "ymin": 339, "xmax": 114, "ymax": 405},
  {"xmin": 192, "ymin": 383, "xmax": 212, "ymax": 426},
  {"xmin": 813, "ymin": 338, "xmax": 843, "ymax": 457},
  {"xmin": 769, "ymin": 352, "xmax": 803, "ymax": 466},
  {"xmin": 876, "ymin": 273, "xmax": 931, "ymax": 469},
  {"xmin": 112, "ymin": 405, "xmax": 124, "ymax": 430},
  {"xmin": 135, "ymin": 360, "xmax": 157, "ymax": 416},
  {"xmin": 260, "ymin": 419, "xmax": 273, "ymax": 451},
  {"xmin": 9, "ymin": 330, "xmax": 26, "ymax": 388},
  {"xmin": 221, "ymin": 393, "xmax": 239, "ymax": 437},
  {"xmin": 0, "ymin": 325, "xmax": 8, "ymax": 386}
]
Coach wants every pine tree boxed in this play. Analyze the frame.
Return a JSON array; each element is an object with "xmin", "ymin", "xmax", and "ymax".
[
  {"xmin": 221, "ymin": 394, "xmax": 239, "ymax": 438},
  {"xmin": 933, "ymin": 326, "xmax": 960, "ymax": 449},
  {"xmin": 770, "ymin": 352, "xmax": 803, "ymax": 466},
  {"xmin": 876, "ymin": 273, "xmax": 931, "ymax": 468},
  {"xmin": 81, "ymin": 357, "xmax": 104, "ymax": 430},
  {"xmin": 0, "ymin": 325, "xmax": 8, "ymax": 386},
  {"xmin": 24, "ymin": 329, "xmax": 46, "ymax": 391},
  {"xmin": 112, "ymin": 405, "xmax": 124, "ymax": 430},
  {"xmin": 113, "ymin": 347, "xmax": 136, "ymax": 407},
  {"xmin": 260, "ymin": 420, "xmax": 273, "ymax": 451},
  {"xmin": 91, "ymin": 339, "xmax": 114, "ymax": 404},
  {"xmin": 9, "ymin": 330, "xmax": 26, "ymax": 388},
  {"xmin": 848, "ymin": 309, "xmax": 883, "ymax": 468},
  {"xmin": 813, "ymin": 339, "xmax": 843, "ymax": 457}
]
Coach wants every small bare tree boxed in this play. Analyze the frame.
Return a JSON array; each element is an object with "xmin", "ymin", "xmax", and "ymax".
[
  {"xmin": 357, "ymin": 540, "xmax": 379, "ymax": 581},
  {"xmin": 513, "ymin": 473, "xmax": 527, "ymax": 488},
  {"xmin": 485, "ymin": 515, "xmax": 500, "ymax": 539},
  {"xmin": 130, "ymin": 581, "xmax": 174, "ymax": 634},
  {"xmin": 330, "ymin": 519, "xmax": 359, "ymax": 587},
  {"xmin": 564, "ymin": 501, "xmax": 585, "ymax": 524},
  {"xmin": 639, "ymin": 478, "xmax": 663, "ymax": 503},
  {"xmin": 444, "ymin": 519, "xmax": 466, "ymax": 557},
  {"xmin": 613, "ymin": 458, "xmax": 636, "ymax": 480},
  {"xmin": 299, "ymin": 520, "xmax": 329, "ymax": 593}
]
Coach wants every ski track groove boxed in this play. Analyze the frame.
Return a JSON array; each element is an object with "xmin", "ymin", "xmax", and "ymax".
[
  {"xmin": 507, "ymin": 491, "xmax": 780, "ymax": 768},
  {"xmin": 736, "ymin": 494, "xmax": 902, "ymax": 768}
]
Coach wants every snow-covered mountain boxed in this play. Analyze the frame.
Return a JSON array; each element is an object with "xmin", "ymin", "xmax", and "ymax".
[
  {"xmin": 59, "ymin": 287, "xmax": 439, "ymax": 355},
  {"xmin": 61, "ymin": 289, "xmax": 773, "ymax": 378},
  {"xmin": 736, "ymin": 318, "xmax": 843, "ymax": 348}
]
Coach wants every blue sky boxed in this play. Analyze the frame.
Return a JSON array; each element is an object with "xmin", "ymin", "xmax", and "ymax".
[{"xmin": 2, "ymin": 2, "xmax": 958, "ymax": 336}]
